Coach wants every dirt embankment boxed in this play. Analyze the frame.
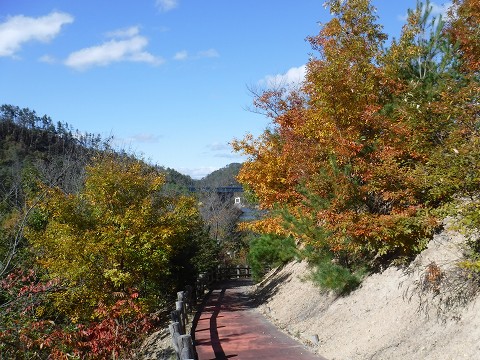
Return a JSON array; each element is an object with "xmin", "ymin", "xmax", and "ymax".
[{"xmin": 255, "ymin": 220, "xmax": 480, "ymax": 360}]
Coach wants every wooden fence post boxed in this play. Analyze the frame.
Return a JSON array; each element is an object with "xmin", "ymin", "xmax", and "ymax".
[
  {"xmin": 169, "ymin": 322, "xmax": 182, "ymax": 360},
  {"xmin": 168, "ymin": 283, "xmax": 203, "ymax": 360},
  {"xmin": 185, "ymin": 285, "xmax": 194, "ymax": 311},
  {"xmin": 179, "ymin": 334, "xmax": 195, "ymax": 359},
  {"xmin": 197, "ymin": 273, "xmax": 205, "ymax": 298},
  {"xmin": 176, "ymin": 300, "xmax": 186, "ymax": 334},
  {"xmin": 208, "ymin": 270, "xmax": 213, "ymax": 287},
  {"xmin": 170, "ymin": 310, "xmax": 183, "ymax": 335},
  {"xmin": 168, "ymin": 268, "xmax": 254, "ymax": 359},
  {"xmin": 177, "ymin": 291, "xmax": 189, "ymax": 322}
]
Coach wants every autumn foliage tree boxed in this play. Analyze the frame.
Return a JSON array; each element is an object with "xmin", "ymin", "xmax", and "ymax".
[
  {"xmin": 0, "ymin": 153, "xmax": 217, "ymax": 358},
  {"xmin": 26, "ymin": 154, "xmax": 208, "ymax": 321},
  {"xmin": 447, "ymin": 0, "xmax": 480, "ymax": 73},
  {"xmin": 233, "ymin": 0, "xmax": 479, "ymax": 277}
]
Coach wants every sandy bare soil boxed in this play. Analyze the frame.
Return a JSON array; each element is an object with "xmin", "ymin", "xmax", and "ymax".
[
  {"xmin": 138, "ymin": 219, "xmax": 480, "ymax": 359},
  {"xmin": 254, "ymin": 219, "xmax": 480, "ymax": 360}
]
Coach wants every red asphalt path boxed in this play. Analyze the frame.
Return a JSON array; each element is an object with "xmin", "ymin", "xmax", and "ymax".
[{"xmin": 192, "ymin": 280, "xmax": 327, "ymax": 360}]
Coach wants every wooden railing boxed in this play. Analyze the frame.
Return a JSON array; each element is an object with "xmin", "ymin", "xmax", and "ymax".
[
  {"xmin": 168, "ymin": 266, "xmax": 251, "ymax": 360},
  {"xmin": 169, "ymin": 287, "xmax": 195, "ymax": 360},
  {"xmin": 196, "ymin": 265, "xmax": 251, "ymax": 296}
]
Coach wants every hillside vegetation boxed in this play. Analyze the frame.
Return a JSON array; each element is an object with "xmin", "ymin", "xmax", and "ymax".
[
  {"xmin": 198, "ymin": 163, "xmax": 242, "ymax": 188},
  {"xmin": 0, "ymin": 105, "xmax": 244, "ymax": 358},
  {"xmin": 234, "ymin": 0, "xmax": 480, "ymax": 294}
]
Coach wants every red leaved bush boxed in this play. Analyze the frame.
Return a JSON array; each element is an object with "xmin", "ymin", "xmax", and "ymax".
[
  {"xmin": 0, "ymin": 269, "xmax": 157, "ymax": 359},
  {"xmin": 75, "ymin": 294, "xmax": 157, "ymax": 359}
]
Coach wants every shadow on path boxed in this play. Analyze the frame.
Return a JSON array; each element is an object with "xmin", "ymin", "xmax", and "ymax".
[
  {"xmin": 192, "ymin": 279, "xmax": 326, "ymax": 360},
  {"xmin": 210, "ymin": 287, "xmax": 227, "ymax": 359}
]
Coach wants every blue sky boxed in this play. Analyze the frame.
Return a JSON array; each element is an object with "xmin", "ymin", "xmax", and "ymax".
[{"xmin": 0, "ymin": 0, "xmax": 451, "ymax": 178}]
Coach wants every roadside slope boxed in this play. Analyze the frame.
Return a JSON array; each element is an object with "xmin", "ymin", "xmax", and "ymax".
[{"xmin": 254, "ymin": 220, "xmax": 480, "ymax": 360}]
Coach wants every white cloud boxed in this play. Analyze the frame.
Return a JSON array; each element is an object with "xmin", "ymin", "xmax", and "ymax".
[
  {"xmin": 173, "ymin": 48, "xmax": 219, "ymax": 61},
  {"xmin": 156, "ymin": 0, "xmax": 179, "ymax": 12},
  {"xmin": 106, "ymin": 26, "xmax": 140, "ymax": 39},
  {"xmin": 397, "ymin": 13, "xmax": 409, "ymax": 22},
  {"xmin": 197, "ymin": 48, "xmax": 219, "ymax": 58},
  {"xmin": 205, "ymin": 142, "xmax": 243, "ymax": 161},
  {"xmin": 0, "ymin": 12, "xmax": 73, "ymax": 57},
  {"xmin": 430, "ymin": 1, "xmax": 452, "ymax": 17},
  {"xmin": 208, "ymin": 142, "xmax": 231, "ymax": 151},
  {"xmin": 126, "ymin": 133, "xmax": 162, "ymax": 143},
  {"xmin": 64, "ymin": 28, "xmax": 164, "ymax": 70},
  {"xmin": 260, "ymin": 64, "xmax": 306, "ymax": 88},
  {"xmin": 110, "ymin": 133, "xmax": 162, "ymax": 157},
  {"xmin": 130, "ymin": 51, "xmax": 160, "ymax": 63},
  {"xmin": 398, "ymin": 1, "xmax": 452, "ymax": 22},
  {"xmin": 214, "ymin": 153, "xmax": 244, "ymax": 160},
  {"xmin": 39, "ymin": 54, "xmax": 56, "ymax": 64},
  {"xmin": 174, "ymin": 50, "xmax": 188, "ymax": 60}
]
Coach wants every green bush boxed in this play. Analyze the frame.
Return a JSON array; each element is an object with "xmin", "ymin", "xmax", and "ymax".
[
  {"xmin": 248, "ymin": 234, "xmax": 297, "ymax": 282},
  {"xmin": 310, "ymin": 255, "xmax": 364, "ymax": 295}
]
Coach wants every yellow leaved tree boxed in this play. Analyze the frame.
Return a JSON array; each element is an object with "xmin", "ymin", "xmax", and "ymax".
[{"xmin": 26, "ymin": 154, "xmax": 210, "ymax": 322}]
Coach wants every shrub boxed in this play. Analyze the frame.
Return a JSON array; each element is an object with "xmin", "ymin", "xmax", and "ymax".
[
  {"xmin": 0, "ymin": 268, "xmax": 157, "ymax": 359},
  {"xmin": 309, "ymin": 255, "xmax": 365, "ymax": 295},
  {"xmin": 248, "ymin": 234, "xmax": 297, "ymax": 282}
]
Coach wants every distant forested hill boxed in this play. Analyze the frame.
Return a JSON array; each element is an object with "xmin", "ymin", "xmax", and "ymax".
[
  {"xmin": 199, "ymin": 163, "xmax": 242, "ymax": 188},
  {"xmin": 0, "ymin": 104, "xmax": 205, "ymax": 197},
  {"xmin": 0, "ymin": 104, "xmax": 105, "ymax": 206},
  {"xmin": 0, "ymin": 104, "xmax": 244, "ymax": 204}
]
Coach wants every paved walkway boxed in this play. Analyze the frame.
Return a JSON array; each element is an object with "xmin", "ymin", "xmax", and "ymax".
[{"xmin": 192, "ymin": 279, "xmax": 327, "ymax": 360}]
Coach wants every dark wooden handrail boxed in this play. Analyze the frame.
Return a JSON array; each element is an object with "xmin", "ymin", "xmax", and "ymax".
[{"xmin": 196, "ymin": 266, "xmax": 251, "ymax": 299}]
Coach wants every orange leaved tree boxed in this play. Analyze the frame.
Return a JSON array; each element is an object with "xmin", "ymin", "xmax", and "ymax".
[{"xmin": 233, "ymin": 0, "xmax": 474, "ymax": 271}]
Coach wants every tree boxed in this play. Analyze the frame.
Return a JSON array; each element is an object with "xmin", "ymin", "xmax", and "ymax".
[
  {"xmin": 199, "ymin": 189, "xmax": 242, "ymax": 242},
  {"xmin": 26, "ymin": 154, "xmax": 208, "ymax": 322},
  {"xmin": 233, "ymin": 0, "xmax": 466, "ymax": 269},
  {"xmin": 447, "ymin": 0, "xmax": 480, "ymax": 73},
  {"xmin": 428, "ymin": 0, "xmax": 480, "ymax": 275},
  {"xmin": 0, "ymin": 105, "xmax": 102, "ymax": 280},
  {"xmin": 0, "ymin": 108, "xmax": 219, "ymax": 357}
]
